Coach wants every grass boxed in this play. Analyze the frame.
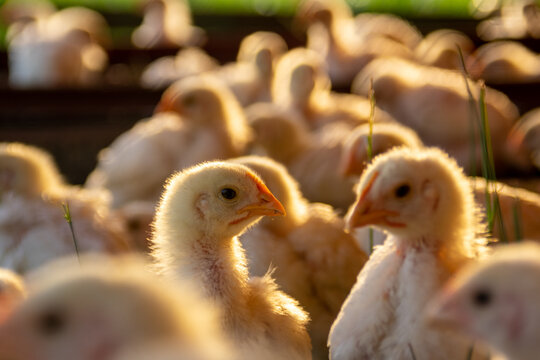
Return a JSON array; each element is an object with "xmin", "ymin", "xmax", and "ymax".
[
  {"xmin": 408, "ymin": 343, "xmax": 418, "ymax": 360},
  {"xmin": 61, "ymin": 202, "xmax": 81, "ymax": 261},
  {"xmin": 367, "ymin": 79, "xmax": 375, "ymax": 254},
  {"xmin": 512, "ymin": 197, "xmax": 523, "ymax": 242}
]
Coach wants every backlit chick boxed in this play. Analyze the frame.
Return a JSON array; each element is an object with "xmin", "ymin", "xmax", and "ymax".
[
  {"xmin": 0, "ymin": 269, "xmax": 25, "ymax": 325},
  {"xmin": 7, "ymin": 6, "xmax": 109, "ymax": 88},
  {"xmin": 272, "ymin": 47, "xmax": 394, "ymax": 130},
  {"xmin": 415, "ymin": 29, "xmax": 475, "ymax": 70},
  {"xmin": 470, "ymin": 178, "xmax": 540, "ymax": 243},
  {"xmin": 468, "ymin": 41, "xmax": 540, "ymax": 84},
  {"xmin": 87, "ymin": 75, "xmax": 252, "ymax": 207},
  {"xmin": 215, "ymin": 31, "xmax": 288, "ymax": 106},
  {"xmin": 0, "ymin": 254, "xmax": 232, "ymax": 360},
  {"xmin": 329, "ymin": 147, "xmax": 490, "ymax": 360},
  {"xmin": 505, "ymin": 107, "xmax": 540, "ymax": 172},
  {"xmin": 248, "ymin": 103, "xmax": 357, "ymax": 210},
  {"xmin": 340, "ymin": 122, "xmax": 423, "ymax": 178},
  {"xmin": 428, "ymin": 242, "xmax": 540, "ymax": 360},
  {"xmin": 132, "ymin": 0, "xmax": 204, "ymax": 49},
  {"xmin": 352, "ymin": 57, "xmax": 519, "ymax": 173},
  {"xmin": 151, "ymin": 162, "xmax": 312, "ymax": 360},
  {"xmin": 296, "ymin": 0, "xmax": 414, "ymax": 86},
  {"xmin": 232, "ymin": 156, "xmax": 367, "ymax": 359},
  {"xmin": 1, "ymin": 142, "xmax": 130, "ymax": 273}
]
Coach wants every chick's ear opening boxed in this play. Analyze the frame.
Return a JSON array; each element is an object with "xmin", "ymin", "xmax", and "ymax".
[
  {"xmin": 421, "ymin": 179, "xmax": 439, "ymax": 211},
  {"xmin": 195, "ymin": 194, "xmax": 209, "ymax": 220}
]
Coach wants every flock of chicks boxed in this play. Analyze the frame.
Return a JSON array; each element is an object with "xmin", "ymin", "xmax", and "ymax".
[{"xmin": 2, "ymin": 0, "xmax": 540, "ymax": 359}]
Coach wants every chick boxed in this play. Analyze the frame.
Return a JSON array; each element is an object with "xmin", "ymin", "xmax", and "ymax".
[
  {"xmin": 272, "ymin": 47, "xmax": 394, "ymax": 130},
  {"xmin": 428, "ymin": 242, "xmax": 540, "ymax": 360},
  {"xmin": 0, "ymin": 269, "xmax": 25, "ymax": 324},
  {"xmin": 151, "ymin": 161, "xmax": 311, "ymax": 359},
  {"xmin": 329, "ymin": 147, "xmax": 490, "ymax": 360},
  {"xmin": 352, "ymin": 57, "xmax": 519, "ymax": 173},
  {"xmin": 132, "ymin": 0, "xmax": 204, "ymax": 49},
  {"xmin": 87, "ymin": 75, "xmax": 252, "ymax": 207},
  {"xmin": 248, "ymin": 103, "xmax": 357, "ymax": 210},
  {"xmin": 215, "ymin": 31, "xmax": 288, "ymax": 106},
  {"xmin": 505, "ymin": 107, "xmax": 540, "ymax": 172},
  {"xmin": 295, "ymin": 0, "xmax": 414, "ymax": 86},
  {"xmin": 415, "ymin": 29, "xmax": 475, "ymax": 70},
  {"xmin": 468, "ymin": 41, "xmax": 540, "ymax": 84},
  {"xmin": 0, "ymin": 254, "xmax": 232, "ymax": 360},
  {"xmin": 1, "ymin": 142, "xmax": 130, "ymax": 273},
  {"xmin": 140, "ymin": 47, "xmax": 219, "ymax": 89},
  {"xmin": 477, "ymin": 0, "xmax": 540, "ymax": 41},
  {"xmin": 340, "ymin": 122, "xmax": 423, "ymax": 178},
  {"xmin": 470, "ymin": 178, "xmax": 540, "ymax": 243},
  {"xmin": 232, "ymin": 156, "xmax": 367, "ymax": 359},
  {"xmin": 7, "ymin": 6, "xmax": 109, "ymax": 88}
]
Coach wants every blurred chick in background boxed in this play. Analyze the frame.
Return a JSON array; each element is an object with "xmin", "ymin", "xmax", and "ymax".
[
  {"xmin": 506, "ymin": 107, "xmax": 540, "ymax": 173},
  {"xmin": 429, "ymin": 242, "xmax": 540, "ymax": 360},
  {"xmin": 151, "ymin": 162, "xmax": 312, "ymax": 360},
  {"xmin": 86, "ymin": 75, "xmax": 252, "ymax": 208},
  {"xmin": 132, "ymin": 0, "xmax": 205, "ymax": 49},
  {"xmin": 295, "ymin": 0, "xmax": 416, "ymax": 87},
  {"xmin": 0, "ymin": 143, "xmax": 130, "ymax": 274},
  {"xmin": 330, "ymin": 147, "xmax": 490, "ymax": 360},
  {"xmin": 352, "ymin": 57, "xmax": 519, "ymax": 174},
  {"xmin": 232, "ymin": 156, "xmax": 367, "ymax": 359},
  {"xmin": 414, "ymin": 29, "xmax": 475, "ymax": 70},
  {"xmin": 0, "ymin": 254, "xmax": 234, "ymax": 360},
  {"xmin": 6, "ymin": 6, "xmax": 110, "ymax": 88}
]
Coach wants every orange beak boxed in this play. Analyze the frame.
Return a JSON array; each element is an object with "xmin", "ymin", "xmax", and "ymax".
[
  {"xmin": 346, "ymin": 172, "xmax": 404, "ymax": 231},
  {"xmin": 427, "ymin": 285, "xmax": 467, "ymax": 330},
  {"xmin": 236, "ymin": 175, "xmax": 286, "ymax": 220}
]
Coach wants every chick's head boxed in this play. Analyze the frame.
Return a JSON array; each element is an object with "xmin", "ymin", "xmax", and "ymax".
[
  {"xmin": 156, "ymin": 162, "xmax": 286, "ymax": 240},
  {"xmin": 346, "ymin": 147, "xmax": 478, "ymax": 244},
  {"xmin": 428, "ymin": 242, "xmax": 540, "ymax": 358}
]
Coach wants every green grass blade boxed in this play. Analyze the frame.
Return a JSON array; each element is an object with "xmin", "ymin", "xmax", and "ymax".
[
  {"xmin": 62, "ymin": 202, "xmax": 81, "ymax": 262},
  {"xmin": 466, "ymin": 344, "xmax": 474, "ymax": 360},
  {"xmin": 367, "ymin": 79, "xmax": 375, "ymax": 254},
  {"xmin": 512, "ymin": 197, "xmax": 523, "ymax": 242}
]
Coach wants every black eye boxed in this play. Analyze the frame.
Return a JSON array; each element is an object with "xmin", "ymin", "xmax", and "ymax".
[
  {"xmin": 394, "ymin": 184, "xmax": 411, "ymax": 198},
  {"xmin": 37, "ymin": 310, "xmax": 66, "ymax": 336},
  {"xmin": 472, "ymin": 289, "xmax": 492, "ymax": 308},
  {"xmin": 220, "ymin": 188, "xmax": 237, "ymax": 200}
]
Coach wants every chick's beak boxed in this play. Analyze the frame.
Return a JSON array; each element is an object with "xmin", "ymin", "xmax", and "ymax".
[
  {"xmin": 237, "ymin": 183, "xmax": 286, "ymax": 218},
  {"xmin": 346, "ymin": 172, "xmax": 404, "ymax": 231},
  {"xmin": 427, "ymin": 287, "xmax": 468, "ymax": 330}
]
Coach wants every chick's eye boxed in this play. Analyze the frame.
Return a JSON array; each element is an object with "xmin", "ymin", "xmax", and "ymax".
[
  {"xmin": 220, "ymin": 188, "xmax": 237, "ymax": 200},
  {"xmin": 472, "ymin": 289, "xmax": 492, "ymax": 308},
  {"xmin": 182, "ymin": 95, "xmax": 197, "ymax": 106},
  {"xmin": 394, "ymin": 184, "xmax": 411, "ymax": 198},
  {"xmin": 37, "ymin": 310, "xmax": 66, "ymax": 336}
]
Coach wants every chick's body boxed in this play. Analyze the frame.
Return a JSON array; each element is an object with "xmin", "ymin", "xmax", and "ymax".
[
  {"xmin": 0, "ymin": 143, "xmax": 130, "ymax": 274},
  {"xmin": 329, "ymin": 147, "xmax": 489, "ymax": 360},
  {"xmin": 233, "ymin": 156, "xmax": 367, "ymax": 359},
  {"xmin": 151, "ymin": 162, "xmax": 311, "ymax": 359}
]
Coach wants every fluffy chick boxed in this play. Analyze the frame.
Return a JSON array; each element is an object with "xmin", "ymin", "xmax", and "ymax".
[
  {"xmin": 505, "ymin": 107, "xmax": 540, "ymax": 172},
  {"xmin": 215, "ymin": 31, "xmax": 288, "ymax": 106},
  {"xmin": 232, "ymin": 156, "xmax": 367, "ymax": 359},
  {"xmin": 150, "ymin": 161, "xmax": 311, "ymax": 360},
  {"xmin": 329, "ymin": 147, "xmax": 490, "ymax": 360},
  {"xmin": 340, "ymin": 122, "xmax": 423, "ymax": 178},
  {"xmin": 132, "ymin": 0, "xmax": 204, "ymax": 49},
  {"xmin": 468, "ymin": 41, "xmax": 540, "ymax": 84},
  {"xmin": 352, "ymin": 57, "xmax": 519, "ymax": 173},
  {"xmin": 295, "ymin": 0, "xmax": 414, "ymax": 86},
  {"xmin": 7, "ymin": 6, "xmax": 109, "ymax": 88},
  {"xmin": 428, "ymin": 242, "xmax": 540, "ymax": 360},
  {"xmin": 247, "ymin": 103, "xmax": 357, "ymax": 210},
  {"xmin": 414, "ymin": 29, "xmax": 475, "ymax": 70},
  {"xmin": 0, "ymin": 143, "xmax": 130, "ymax": 273},
  {"xmin": 0, "ymin": 254, "xmax": 232, "ymax": 360},
  {"xmin": 272, "ymin": 47, "xmax": 394, "ymax": 130},
  {"xmin": 0, "ymin": 268, "xmax": 25, "ymax": 325},
  {"xmin": 87, "ymin": 75, "xmax": 252, "ymax": 207}
]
